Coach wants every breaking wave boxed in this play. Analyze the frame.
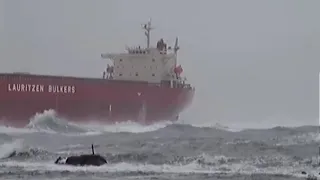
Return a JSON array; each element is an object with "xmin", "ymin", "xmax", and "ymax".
[
  {"xmin": 0, "ymin": 110, "xmax": 319, "ymax": 143},
  {"xmin": 0, "ymin": 142, "xmax": 318, "ymax": 179},
  {"xmin": 25, "ymin": 110, "xmax": 88, "ymax": 134},
  {"xmin": 0, "ymin": 139, "xmax": 55, "ymax": 160},
  {"xmin": 24, "ymin": 109, "xmax": 178, "ymax": 135},
  {"xmin": 0, "ymin": 110, "xmax": 242, "ymax": 136},
  {"xmin": 1, "ymin": 110, "xmax": 320, "ymax": 179}
]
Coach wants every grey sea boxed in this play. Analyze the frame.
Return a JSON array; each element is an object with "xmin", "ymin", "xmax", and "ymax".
[{"xmin": 0, "ymin": 110, "xmax": 319, "ymax": 180}]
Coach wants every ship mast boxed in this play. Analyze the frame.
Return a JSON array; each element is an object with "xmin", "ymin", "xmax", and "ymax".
[
  {"xmin": 174, "ymin": 37, "xmax": 179, "ymax": 66},
  {"xmin": 142, "ymin": 19, "xmax": 153, "ymax": 48}
]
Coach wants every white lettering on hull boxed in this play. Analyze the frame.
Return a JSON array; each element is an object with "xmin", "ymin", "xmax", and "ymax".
[{"xmin": 8, "ymin": 84, "xmax": 76, "ymax": 94}]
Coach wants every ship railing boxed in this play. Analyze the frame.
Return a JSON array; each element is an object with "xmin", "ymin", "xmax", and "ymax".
[{"xmin": 103, "ymin": 78, "xmax": 193, "ymax": 90}]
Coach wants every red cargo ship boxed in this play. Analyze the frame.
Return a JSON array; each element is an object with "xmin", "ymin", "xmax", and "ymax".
[{"xmin": 0, "ymin": 20, "xmax": 195, "ymax": 128}]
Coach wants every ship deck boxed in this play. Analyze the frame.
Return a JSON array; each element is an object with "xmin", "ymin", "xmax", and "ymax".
[{"xmin": 0, "ymin": 72, "xmax": 193, "ymax": 89}]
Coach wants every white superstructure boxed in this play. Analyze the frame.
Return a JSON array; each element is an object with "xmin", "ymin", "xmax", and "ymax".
[{"xmin": 101, "ymin": 20, "xmax": 185, "ymax": 85}]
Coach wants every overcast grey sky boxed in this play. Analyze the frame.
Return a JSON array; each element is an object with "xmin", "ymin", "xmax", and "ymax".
[{"xmin": 1, "ymin": 0, "xmax": 319, "ymax": 128}]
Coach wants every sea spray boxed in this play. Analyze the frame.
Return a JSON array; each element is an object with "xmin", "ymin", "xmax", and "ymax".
[{"xmin": 0, "ymin": 139, "xmax": 24, "ymax": 159}]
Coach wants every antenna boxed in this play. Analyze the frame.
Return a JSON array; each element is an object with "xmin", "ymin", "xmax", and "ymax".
[
  {"xmin": 91, "ymin": 144, "xmax": 95, "ymax": 155},
  {"xmin": 142, "ymin": 19, "xmax": 154, "ymax": 48},
  {"xmin": 174, "ymin": 37, "xmax": 179, "ymax": 54},
  {"xmin": 174, "ymin": 37, "xmax": 179, "ymax": 66}
]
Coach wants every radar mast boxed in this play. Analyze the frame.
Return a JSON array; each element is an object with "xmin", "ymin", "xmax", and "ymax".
[{"xmin": 142, "ymin": 19, "xmax": 154, "ymax": 48}]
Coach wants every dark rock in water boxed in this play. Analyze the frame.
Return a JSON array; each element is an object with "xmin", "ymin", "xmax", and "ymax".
[
  {"xmin": 54, "ymin": 144, "xmax": 107, "ymax": 166},
  {"xmin": 67, "ymin": 154, "xmax": 107, "ymax": 166},
  {"xmin": 55, "ymin": 154, "xmax": 107, "ymax": 166}
]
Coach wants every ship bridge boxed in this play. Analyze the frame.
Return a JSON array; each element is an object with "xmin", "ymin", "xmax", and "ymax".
[
  {"xmin": 100, "ymin": 20, "xmax": 191, "ymax": 89},
  {"xmin": 126, "ymin": 46, "xmax": 148, "ymax": 54}
]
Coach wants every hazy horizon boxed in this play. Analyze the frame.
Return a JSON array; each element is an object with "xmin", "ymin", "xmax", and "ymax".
[{"xmin": 1, "ymin": 0, "xmax": 320, "ymax": 129}]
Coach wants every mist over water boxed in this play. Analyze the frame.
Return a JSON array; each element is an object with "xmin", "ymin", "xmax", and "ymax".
[{"xmin": 0, "ymin": 110, "xmax": 319, "ymax": 180}]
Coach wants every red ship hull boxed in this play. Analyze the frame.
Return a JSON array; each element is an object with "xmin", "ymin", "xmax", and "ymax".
[{"xmin": 0, "ymin": 73, "xmax": 194, "ymax": 128}]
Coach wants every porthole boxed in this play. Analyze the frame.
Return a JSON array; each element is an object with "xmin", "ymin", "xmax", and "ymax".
[
  {"xmin": 135, "ymin": 73, "xmax": 139, "ymax": 76},
  {"xmin": 152, "ymin": 58, "xmax": 155, "ymax": 62},
  {"xmin": 152, "ymin": 73, "xmax": 155, "ymax": 76}
]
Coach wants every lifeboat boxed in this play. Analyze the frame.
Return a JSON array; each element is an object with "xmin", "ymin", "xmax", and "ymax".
[{"xmin": 174, "ymin": 65, "xmax": 183, "ymax": 75}]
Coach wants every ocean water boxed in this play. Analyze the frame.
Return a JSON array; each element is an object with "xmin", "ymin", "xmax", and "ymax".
[{"xmin": 0, "ymin": 110, "xmax": 320, "ymax": 180}]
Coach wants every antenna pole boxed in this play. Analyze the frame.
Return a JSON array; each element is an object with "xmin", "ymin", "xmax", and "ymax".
[
  {"xmin": 91, "ymin": 144, "xmax": 95, "ymax": 155},
  {"xmin": 142, "ymin": 19, "xmax": 153, "ymax": 48}
]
